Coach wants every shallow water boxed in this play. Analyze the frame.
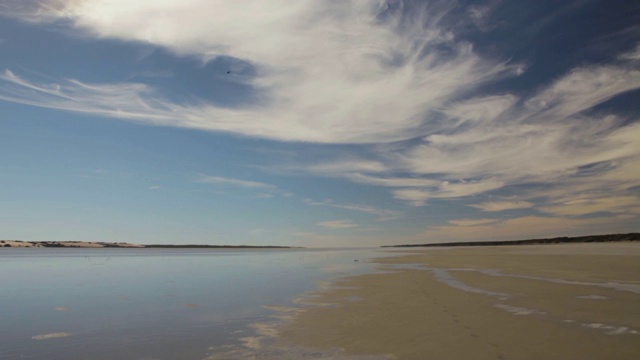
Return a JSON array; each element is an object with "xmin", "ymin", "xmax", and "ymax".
[{"xmin": 0, "ymin": 247, "xmax": 390, "ymax": 359}]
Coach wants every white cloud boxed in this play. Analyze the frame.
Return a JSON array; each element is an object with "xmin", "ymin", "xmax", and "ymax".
[
  {"xmin": 437, "ymin": 178, "xmax": 505, "ymax": 198},
  {"xmin": 0, "ymin": 0, "xmax": 516, "ymax": 143},
  {"xmin": 303, "ymin": 199, "xmax": 402, "ymax": 221},
  {"xmin": 391, "ymin": 178, "xmax": 505, "ymax": 206},
  {"xmin": 619, "ymin": 43, "xmax": 640, "ymax": 61},
  {"xmin": 465, "ymin": 0, "xmax": 503, "ymax": 32},
  {"xmin": 448, "ymin": 218, "xmax": 499, "ymax": 227},
  {"xmin": 402, "ymin": 117, "xmax": 624, "ymax": 180},
  {"xmin": 296, "ymin": 55, "xmax": 640, "ymax": 209},
  {"xmin": 443, "ymin": 94, "xmax": 517, "ymax": 125},
  {"xmin": 345, "ymin": 173, "xmax": 440, "ymax": 188},
  {"xmin": 393, "ymin": 64, "xmax": 640, "ymax": 203},
  {"xmin": 197, "ymin": 175, "xmax": 274, "ymax": 189},
  {"xmin": 524, "ymin": 65, "xmax": 640, "ymax": 120},
  {"xmin": 469, "ymin": 201, "xmax": 534, "ymax": 212},
  {"xmin": 0, "ymin": 69, "xmax": 182, "ymax": 124},
  {"xmin": 307, "ymin": 160, "xmax": 388, "ymax": 175},
  {"xmin": 392, "ymin": 189, "xmax": 431, "ymax": 207},
  {"xmin": 539, "ymin": 195, "xmax": 640, "ymax": 216},
  {"xmin": 317, "ymin": 220, "xmax": 359, "ymax": 229}
]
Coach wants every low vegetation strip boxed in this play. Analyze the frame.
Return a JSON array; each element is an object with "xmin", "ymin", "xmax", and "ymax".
[{"xmin": 383, "ymin": 233, "xmax": 640, "ymax": 248}]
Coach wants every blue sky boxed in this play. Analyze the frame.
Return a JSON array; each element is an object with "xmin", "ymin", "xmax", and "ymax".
[{"xmin": 1, "ymin": 0, "xmax": 639, "ymax": 247}]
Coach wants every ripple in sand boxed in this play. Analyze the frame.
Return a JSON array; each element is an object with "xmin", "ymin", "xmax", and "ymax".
[
  {"xmin": 583, "ymin": 323, "xmax": 639, "ymax": 335},
  {"xmin": 576, "ymin": 295, "xmax": 609, "ymax": 300},
  {"xmin": 494, "ymin": 303, "xmax": 546, "ymax": 316}
]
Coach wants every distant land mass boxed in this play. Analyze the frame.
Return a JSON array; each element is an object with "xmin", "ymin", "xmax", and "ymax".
[
  {"xmin": 0, "ymin": 240, "xmax": 296, "ymax": 249},
  {"xmin": 383, "ymin": 233, "xmax": 640, "ymax": 248},
  {"xmin": 143, "ymin": 244, "xmax": 297, "ymax": 249}
]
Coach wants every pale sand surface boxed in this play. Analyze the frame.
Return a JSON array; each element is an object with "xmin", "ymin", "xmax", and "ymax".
[{"xmin": 278, "ymin": 243, "xmax": 640, "ymax": 360}]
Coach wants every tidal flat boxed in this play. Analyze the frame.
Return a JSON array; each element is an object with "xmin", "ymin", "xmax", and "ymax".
[
  {"xmin": 3, "ymin": 244, "xmax": 639, "ymax": 359},
  {"xmin": 277, "ymin": 243, "xmax": 640, "ymax": 360}
]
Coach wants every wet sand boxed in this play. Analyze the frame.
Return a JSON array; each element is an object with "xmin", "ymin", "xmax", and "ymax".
[{"xmin": 278, "ymin": 243, "xmax": 640, "ymax": 359}]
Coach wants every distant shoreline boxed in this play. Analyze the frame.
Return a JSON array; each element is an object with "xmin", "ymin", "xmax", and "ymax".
[
  {"xmin": 3, "ymin": 233, "xmax": 639, "ymax": 249},
  {"xmin": 382, "ymin": 233, "xmax": 640, "ymax": 248},
  {"xmin": 0, "ymin": 240, "xmax": 298, "ymax": 249},
  {"xmin": 143, "ymin": 244, "xmax": 298, "ymax": 249}
]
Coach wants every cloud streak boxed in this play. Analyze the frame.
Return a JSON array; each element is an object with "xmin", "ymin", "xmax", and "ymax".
[
  {"xmin": 469, "ymin": 201, "xmax": 534, "ymax": 212},
  {"xmin": 304, "ymin": 56, "xmax": 640, "ymax": 211},
  {"xmin": 303, "ymin": 199, "xmax": 402, "ymax": 221},
  {"xmin": 448, "ymin": 218, "xmax": 499, "ymax": 227},
  {"xmin": 317, "ymin": 220, "xmax": 359, "ymax": 229},
  {"xmin": 0, "ymin": 0, "xmax": 517, "ymax": 143},
  {"xmin": 197, "ymin": 175, "xmax": 275, "ymax": 189}
]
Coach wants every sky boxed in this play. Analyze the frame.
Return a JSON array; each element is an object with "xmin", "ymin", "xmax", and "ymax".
[{"xmin": 0, "ymin": 0, "xmax": 639, "ymax": 247}]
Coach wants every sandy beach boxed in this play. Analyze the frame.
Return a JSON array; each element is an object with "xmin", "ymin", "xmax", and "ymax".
[{"xmin": 278, "ymin": 243, "xmax": 640, "ymax": 360}]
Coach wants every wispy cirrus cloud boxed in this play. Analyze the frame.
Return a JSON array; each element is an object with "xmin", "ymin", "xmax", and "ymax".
[
  {"xmin": 317, "ymin": 220, "xmax": 359, "ymax": 229},
  {"xmin": 523, "ymin": 65, "xmax": 640, "ymax": 121},
  {"xmin": 539, "ymin": 196, "xmax": 640, "ymax": 216},
  {"xmin": 345, "ymin": 173, "xmax": 440, "ymax": 188},
  {"xmin": 0, "ymin": 69, "xmax": 181, "ymax": 124},
  {"xmin": 447, "ymin": 218, "xmax": 499, "ymax": 227},
  {"xmin": 303, "ymin": 198, "xmax": 402, "ymax": 221},
  {"xmin": 620, "ymin": 44, "xmax": 640, "ymax": 61},
  {"xmin": 0, "ymin": 0, "xmax": 517, "ymax": 144},
  {"xmin": 469, "ymin": 201, "xmax": 534, "ymax": 212},
  {"xmin": 196, "ymin": 175, "xmax": 275, "ymax": 189},
  {"xmin": 197, "ymin": 175, "xmax": 295, "ymax": 199},
  {"xmin": 303, "ymin": 56, "xmax": 640, "ymax": 213},
  {"xmin": 389, "ymin": 179, "xmax": 505, "ymax": 206},
  {"xmin": 391, "ymin": 189, "xmax": 431, "ymax": 207}
]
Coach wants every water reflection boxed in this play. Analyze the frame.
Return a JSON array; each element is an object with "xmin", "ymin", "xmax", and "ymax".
[{"xmin": 0, "ymin": 248, "xmax": 389, "ymax": 359}]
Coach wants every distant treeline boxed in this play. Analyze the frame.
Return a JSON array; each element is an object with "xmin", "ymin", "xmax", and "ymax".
[{"xmin": 383, "ymin": 233, "xmax": 640, "ymax": 248}]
